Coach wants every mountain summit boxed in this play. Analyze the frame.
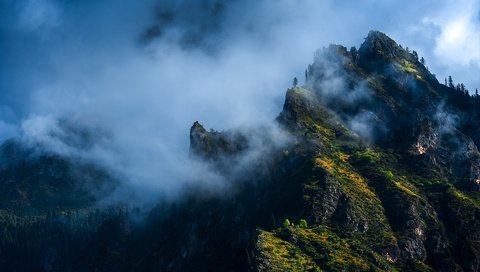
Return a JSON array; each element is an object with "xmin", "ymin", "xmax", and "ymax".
[
  {"xmin": 359, "ymin": 30, "xmax": 408, "ymax": 63},
  {"xmin": 1, "ymin": 31, "xmax": 479, "ymax": 271},
  {"xmin": 191, "ymin": 30, "xmax": 480, "ymax": 271}
]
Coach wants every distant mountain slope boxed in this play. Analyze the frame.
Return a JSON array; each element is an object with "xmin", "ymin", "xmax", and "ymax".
[{"xmin": 0, "ymin": 139, "xmax": 115, "ymax": 213}]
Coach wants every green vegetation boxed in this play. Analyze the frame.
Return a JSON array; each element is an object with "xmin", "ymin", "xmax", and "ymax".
[
  {"xmin": 447, "ymin": 187, "xmax": 480, "ymax": 208},
  {"xmin": 352, "ymin": 149, "xmax": 379, "ymax": 165},
  {"xmin": 393, "ymin": 181, "xmax": 420, "ymax": 198},
  {"xmin": 384, "ymin": 170, "xmax": 394, "ymax": 180},
  {"xmin": 257, "ymin": 226, "xmax": 396, "ymax": 272},
  {"xmin": 401, "ymin": 59, "xmax": 419, "ymax": 74},
  {"xmin": 257, "ymin": 230, "xmax": 320, "ymax": 271},
  {"xmin": 399, "ymin": 59, "xmax": 424, "ymax": 81},
  {"xmin": 298, "ymin": 219, "xmax": 308, "ymax": 229}
]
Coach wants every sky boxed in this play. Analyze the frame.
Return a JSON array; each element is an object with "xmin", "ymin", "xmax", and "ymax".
[{"xmin": 0, "ymin": 0, "xmax": 479, "ymax": 199}]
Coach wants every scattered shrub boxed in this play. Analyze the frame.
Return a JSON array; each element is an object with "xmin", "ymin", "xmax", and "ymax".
[
  {"xmin": 298, "ymin": 219, "xmax": 308, "ymax": 229},
  {"xmin": 384, "ymin": 170, "xmax": 394, "ymax": 181}
]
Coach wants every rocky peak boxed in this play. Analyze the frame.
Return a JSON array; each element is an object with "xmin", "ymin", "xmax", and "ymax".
[
  {"xmin": 313, "ymin": 44, "xmax": 351, "ymax": 63},
  {"xmin": 358, "ymin": 30, "xmax": 418, "ymax": 75},
  {"xmin": 190, "ymin": 121, "xmax": 207, "ymax": 141},
  {"xmin": 359, "ymin": 30, "xmax": 403, "ymax": 61},
  {"xmin": 189, "ymin": 121, "xmax": 248, "ymax": 160},
  {"xmin": 357, "ymin": 31, "xmax": 437, "ymax": 84},
  {"xmin": 189, "ymin": 121, "xmax": 209, "ymax": 157}
]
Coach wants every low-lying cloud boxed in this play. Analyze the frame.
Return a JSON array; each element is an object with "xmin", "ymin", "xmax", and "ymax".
[{"xmin": 0, "ymin": 0, "xmax": 478, "ymax": 202}]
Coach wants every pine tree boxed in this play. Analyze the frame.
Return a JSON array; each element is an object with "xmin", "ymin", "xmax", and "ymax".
[
  {"xmin": 412, "ymin": 50, "xmax": 418, "ymax": 60},
  {"xmin": 420, "ymin": 57, "xmax": 425, "ymax": 65},
  {"xmin": 448, "ymin": 76, "xmax": 454, "ymax": 88},
  {"xmin": 445, "ymin": 78, "xmax": 448, "ymax": 86},
  {"xmin": 293, "ymin": 77, "xmax": 298, "ymax": 87}
]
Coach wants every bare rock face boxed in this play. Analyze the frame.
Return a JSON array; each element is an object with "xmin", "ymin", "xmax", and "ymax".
[
  {"xmin": 189, "ymin": 121, "xmax": 210, "ymax": 157},
  {"xmin": 414, "ymin": 125, "xmax": 439, "ymax": 155},
  {"xmin": 189, "ymin": 121, "xmax": 248, "ymax": 160},
  {"xmin": 414, "ymin": 123, "xmax": 480, "ymax": 190},
  {"xmin": 358, "ymin": 30, "xmax": 407, "ymax": 66}
]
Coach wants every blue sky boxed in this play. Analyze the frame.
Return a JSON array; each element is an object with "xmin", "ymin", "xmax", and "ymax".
[{"xmin": 0, "ymin": 0, "xmax": 479, "ymax": 198}]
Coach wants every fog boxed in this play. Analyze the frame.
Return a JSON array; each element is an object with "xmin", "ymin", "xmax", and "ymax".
[{"xmin": 1, "ymin": 0, "xmax": 478, "ymax": 202}]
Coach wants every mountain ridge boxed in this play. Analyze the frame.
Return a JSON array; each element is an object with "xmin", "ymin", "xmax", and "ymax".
[
  {"xmin": 190, "ymin": 30, "xmax": 480, "ymax": 271},
  {"xmin": 0, "ymin": 30, "xmax": 479, "ymax": 271}
]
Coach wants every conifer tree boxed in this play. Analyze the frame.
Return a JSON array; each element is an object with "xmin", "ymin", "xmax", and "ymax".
[
  {"xmin": 420, "ymin": 57, "xmax": 425, "ymax": 65},
  {"xmin": 448, "ymin": 76, "xmax": 454, "ymax": 88},
  {"xmin": 412, "ymin": 50, "xmax": 418, "ymax": 60}
]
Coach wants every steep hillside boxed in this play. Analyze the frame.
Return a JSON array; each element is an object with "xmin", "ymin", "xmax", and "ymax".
[{"xmin": 190, "ymin": 31, "xmax": 480, "ymax": 271}]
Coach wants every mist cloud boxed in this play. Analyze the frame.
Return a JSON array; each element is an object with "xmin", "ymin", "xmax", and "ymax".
[{"xmin": 0, "ymin": 0, "xmax": 478, "ymax": 202}]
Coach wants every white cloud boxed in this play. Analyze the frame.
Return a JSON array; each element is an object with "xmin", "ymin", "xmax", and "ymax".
[
  {"xmin": 388, "ymin": 0, "xmax": 479, "ymax": 90},
  {"xmin": 433, "ymin": 1, "xmax": 480, "ymax": 66}
]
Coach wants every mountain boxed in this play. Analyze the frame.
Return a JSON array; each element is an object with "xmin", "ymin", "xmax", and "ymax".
[{"xmin": 1, "ymin": 30, "xmax": 479, "ymax": 271}]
